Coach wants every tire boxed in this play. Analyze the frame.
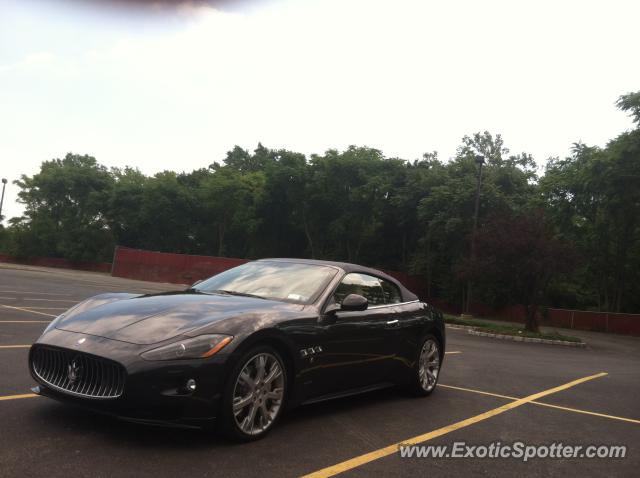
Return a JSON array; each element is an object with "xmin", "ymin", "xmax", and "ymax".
[
  {"xmin": 219, "ymin": 345, "xmax": 287, "ymax": 441},
  {"xmin": 407, "ymin": 334, "xmax": 442, "ymax": 396}
]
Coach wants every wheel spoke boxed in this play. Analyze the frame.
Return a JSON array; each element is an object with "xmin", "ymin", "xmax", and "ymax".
[
  {"xmin": 255, "ymin": 355, "xmax": 267, "ymax": 383},
  {"xmin": 418, "ymin": 340, "xmax": 440, "ymax": 391},
  {"xmin": 239, "ymin": 370, "xmax": 256, "ymax": 391},
  {"xmin": 233, "ymin": 393, "xmax": 254, "ymax": 414},
  {"xmin": 264, "ymin": 363, "xmax": 282, "ymax": 385},
  {"xmin": 241, "ymin": 403, "xmax": 258, "ymax": 433},
  {"xmin": 259, "ymin": 402, "xmax": 270, "ymax": 427},
  {"xmin": 265, "ymin": 387, "xmax": 283, "ymax": 401}
]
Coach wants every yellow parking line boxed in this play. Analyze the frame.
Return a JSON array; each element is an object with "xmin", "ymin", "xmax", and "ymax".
[
  {"xmin": 0, "ymin": 345, "xmax": 30, "ymax": 349},
  {"xmin": 529, "ymin": 401, "xmax": 640, "ymax": 425},
  {"xmin": 440, "ymin": 383, "xmax": 517, "ymax": 400},
  {"xmin": 301, "ymin": 372, "xmax": 607, "ymax": 478},
  {"xmin": 0, "ymin": 305, "xmax": 57, "ymax": 317},
  {"xmin": 440, "ymin": 383, "xmax": 640, "ymax": 425},
  {"xmin": 0, "ymin": 393, "xmax": 38, "ymax": 401},
  {"xmin": 445, "ymin": 351, "xmax": 462, "ymax": 355}
]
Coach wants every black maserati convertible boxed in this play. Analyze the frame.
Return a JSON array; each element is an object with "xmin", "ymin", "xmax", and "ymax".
[{"xmin": 29, "ymin": 258, "xmax": 445, "ymax": 440}]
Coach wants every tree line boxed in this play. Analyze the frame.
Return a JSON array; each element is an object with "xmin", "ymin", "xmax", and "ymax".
[{"xmin": 1, "ymin": 92, "xmax": 638, "ymax": 320}]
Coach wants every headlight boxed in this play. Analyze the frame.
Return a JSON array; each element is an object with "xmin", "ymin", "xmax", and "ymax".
[{"xmin": 141, "ymin": 334, "xmax": 233, "ymax": 361}]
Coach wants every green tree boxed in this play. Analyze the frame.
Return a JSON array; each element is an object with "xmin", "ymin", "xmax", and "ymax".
[
  {"xmin": 106, "ymin": 167, "xmax": 148, "ymax": 248},
  {"xmin": 540, "ymin": 91, "xmax": 640, "ymax": 312},
  {"xmin": 13, "ymin": 153, "xmax": 114, "ymax": 262},
  {"xmin": 415, "ymin": 132, "xmax": 537, "ymax": 305},
  {"xmin": 305, "ymin": 146, "xmax": 403, "ymax": 262},
  {"xmin": 135, "ymin": 171, "xmax": 200, "ymax": 254},
  {"xmin": 199, "ymin": 168, "xmax": 264, "ymax": 257}
]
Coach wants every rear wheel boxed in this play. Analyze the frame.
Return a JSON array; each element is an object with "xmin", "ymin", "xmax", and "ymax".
[
  {"xmin": 220, "ymin": 346, "xmax": 287, "ymax": 441},
  {"xmin": 407, "ymin": 335, "xmax": 441, "ymax": 396}
]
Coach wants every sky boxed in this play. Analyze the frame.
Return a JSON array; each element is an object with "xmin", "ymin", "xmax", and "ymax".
[{"xmin": 0, "ymin": 0, "xmax": 639, "ymax": 223}]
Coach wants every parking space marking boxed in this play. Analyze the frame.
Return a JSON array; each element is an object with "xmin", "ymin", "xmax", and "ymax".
[
  {"xmin": 0, "ymin": 320, "xmax": 50, "ymax": 324},
  {"xmin": 20, "ymin": 298, "xmax": 80, "ymax": 303},
  {"xmin": 441, "ymin": 383, "xmax": 640, "ymax": 425},
  {"xmin": 0, "ymin": 393, "xmax": 38, "ymax": 401},
  {"xmin": 445, "ymin": 351, "xmax": 462, "ymax": 355},
  {"xmin": 0, "ymin": 290, "xmax": 71, "ymax": 296},
  {"xmin": 531, "ymin": 401, "xmax": 640, "ymax": 425},
  {"xmin": 0, "ymin": 305, "xmax": 57, "ymax": 317},
  {"xmin": 440, "ymin": 383, "xmax": 516, "ymax": 400},
  {"xmin": 11, "ymin": 307, "xmax": 67, "ymax": 310},
  {"xmin": 0, "ymin": 297, "xmax": 17, "ymax": 300},
  {"xmin": 0, "ymin": 345, "xmax": 30, "ymax": 349},
  {"xmin": 1, "ymin": 274, "xmax": 169, "ymax": 293},
  {"xmin": 302, "ymin": 372, "xmax": 607, "ymax": 478}
]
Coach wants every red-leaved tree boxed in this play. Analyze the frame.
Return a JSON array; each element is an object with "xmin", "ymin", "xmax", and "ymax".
[{"xmin": 462, "ymin": 210, "xmax": 576, "ymax": 332}]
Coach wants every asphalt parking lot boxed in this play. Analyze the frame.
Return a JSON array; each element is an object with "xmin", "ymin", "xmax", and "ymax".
[{"xmin": 0, "ymin": 264, "xmax": 638, "ymax": 477}]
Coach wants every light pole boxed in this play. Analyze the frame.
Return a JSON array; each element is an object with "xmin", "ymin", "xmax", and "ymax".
[
  {"xmin": 464, "ymin": 155, "xmax": 485, "ymax": 315},
  {"xmin": 0, "ymin": 178, "xmax": 7, "ymax": 225}
]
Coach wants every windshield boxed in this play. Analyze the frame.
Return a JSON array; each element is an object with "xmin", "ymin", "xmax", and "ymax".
[{"xmin": 194, "ymin": 261, "xmax": 338, "ymax": 304}]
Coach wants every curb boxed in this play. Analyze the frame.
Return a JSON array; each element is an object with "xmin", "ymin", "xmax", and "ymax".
[
  {"xmin": 466, "ymin": 328, "xmax": 586, "ymax": 347},
  {"xmin": 445, "ymin": 324, "xmax": 476, "ymax": 331}
]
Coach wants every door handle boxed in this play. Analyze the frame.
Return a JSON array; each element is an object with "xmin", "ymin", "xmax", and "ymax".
[{"xmin": 386, "ymin": 319, "xmax": 399, "ymax": 327}]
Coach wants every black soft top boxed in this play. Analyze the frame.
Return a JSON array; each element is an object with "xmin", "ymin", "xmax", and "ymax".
[{"xmin": 258, "ymin": 258, "xmax": 418, "ymax": 303}]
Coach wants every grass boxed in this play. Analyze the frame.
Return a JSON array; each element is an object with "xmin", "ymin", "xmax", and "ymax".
[{"xmin": 444, "ymin": 314, "xmax": 583, "ymax": 343}]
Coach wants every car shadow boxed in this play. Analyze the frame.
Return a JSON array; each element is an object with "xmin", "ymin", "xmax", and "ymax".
[
  {"xmin": 32, "ymin": 401, "xmax": 224, "ymax": 449},
  {"xmin": 32, "ymin": 385, "xmax": 412, "ymax": 448},
  {"xmin": 282, "ymin": 386, "xmax": 408, "ymax": 426}
]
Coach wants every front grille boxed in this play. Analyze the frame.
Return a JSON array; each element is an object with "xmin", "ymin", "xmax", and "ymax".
[{"xmin": 31, "ymin": 346, "xmax": 126, "ymax": 399}]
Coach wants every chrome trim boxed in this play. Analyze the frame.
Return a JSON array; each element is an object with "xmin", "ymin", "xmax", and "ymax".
[
  {"xmin": 31, "ymin": 346, "xmax": 125, "ymax": 400},
  {"xmin": 368, "ymin": 300, "xmax": 419, "ymax": 310}
]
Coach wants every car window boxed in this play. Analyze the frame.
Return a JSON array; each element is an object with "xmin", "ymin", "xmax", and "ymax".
[
  {"xmin": 380, "ymin": 279, "xmax": 402, "ymax": 304},
  {"xmin": 195, "ymin": 261, "xmax": 337, "ymax": 304},
  {"xmin": 333, "ymin": 273, "xmax": 386, "ymax": 306}
]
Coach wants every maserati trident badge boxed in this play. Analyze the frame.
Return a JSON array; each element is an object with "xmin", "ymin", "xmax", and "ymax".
[{"xmin": 67, "ymin": 360, "xmax": 81, "ymax": 384}]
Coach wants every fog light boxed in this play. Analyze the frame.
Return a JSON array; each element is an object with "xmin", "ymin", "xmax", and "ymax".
[{"xmin": 186, "ymin": 379, "xmax": 197, "ymax": 392}]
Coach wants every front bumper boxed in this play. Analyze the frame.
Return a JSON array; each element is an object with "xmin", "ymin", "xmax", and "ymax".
[{"xmin": 29, "ymin": 329, "xmax": 233, "ymax": 429}]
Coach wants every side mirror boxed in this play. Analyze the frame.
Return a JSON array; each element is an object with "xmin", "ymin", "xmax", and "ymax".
[{"xmin": 340, "ymin": 293, "xmax": 368, "ymax": 312}]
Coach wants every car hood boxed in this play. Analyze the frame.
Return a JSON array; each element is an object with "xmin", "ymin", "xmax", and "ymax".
[{"xmin": 55, "ymin": 292, "xmax": 298, "ymax": 345}]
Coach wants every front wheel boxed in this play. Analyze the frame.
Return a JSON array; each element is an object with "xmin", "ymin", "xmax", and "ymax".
[
  {"xmin": 220, "ymin": 346, "xmax": 287, "ymax": 441},
  {"xmin": 407, "ymin": 335, "xmax": 442, "ymax": 396}
]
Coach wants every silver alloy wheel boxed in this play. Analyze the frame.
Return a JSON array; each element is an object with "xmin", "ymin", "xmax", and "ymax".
[
  {"xmin": 418, "ymin": 339, "xmax": 440, "ymax": 392},
  {"xmin": 232, "ymin": 352, "xmax": 285, "ymax": 436}
]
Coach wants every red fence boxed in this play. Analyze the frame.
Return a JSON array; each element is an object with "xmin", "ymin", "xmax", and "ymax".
[
  {"xmin": 0, "ymin": 253, "xmax": 111, "ymax": 273},
  {"xmin": 545, "ymin": 308, "xmax": 640, "ymax": 336},
  {"xmin": 457, "ymin": 304, "xmax": 640, "ymax": 337},
  {"xmin": 111, "ymin": 246, "xmax": 248, "ymax": 284}
]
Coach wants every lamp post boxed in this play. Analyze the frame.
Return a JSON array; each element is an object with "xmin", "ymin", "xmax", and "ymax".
[
  {"xmin": 0, "ymin": 178, "xmax": 7, "ymax": 225},
  {"xmin": 464, "ymin": 155, "xmax": 485, "ymax": 315}
]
